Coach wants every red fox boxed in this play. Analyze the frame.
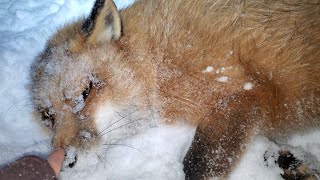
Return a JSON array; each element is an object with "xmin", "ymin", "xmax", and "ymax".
[{"xmin": 31, "ymin": 0, "xmax": 320, "ymax": 179}]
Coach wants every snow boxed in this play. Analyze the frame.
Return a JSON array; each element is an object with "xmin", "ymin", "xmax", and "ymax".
[
  {"xmin": 0, "ymin": 0, "xmax": 319, "ymax": 180},
  {"xmin": 243, "ymin": 82, "xmax": 253, "ymax": 90},
  {"xmin": 60, "ymin": 125, "xmax": 194, "ymax": 180},
  {"xmin": 203, "ymin": 66, "xmax": 214, "ymax": 73},
  {"xmin": 287, "ymin": 131, "xmax": 320, "ymax": 161},
  {"xmin": 229, "ymin": 137, "xmax": 283, "ymax": 180},
  {"xmin": 216, "ymin": 76, "xmax": 229, "ymax": 83}
]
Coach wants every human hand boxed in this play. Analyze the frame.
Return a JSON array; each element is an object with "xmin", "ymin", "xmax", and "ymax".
[{"xmin": 47, "ymin": 148, "xmax": 65, "ymax": 176}]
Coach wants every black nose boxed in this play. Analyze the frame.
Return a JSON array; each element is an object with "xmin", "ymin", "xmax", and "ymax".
[
  {"xmin": 64, "ymin": 147, "xmax": 78, "ymax": 169},
  {"xmin": 68, "ymin": 155, "xmax": 77, "ymax": 168}
]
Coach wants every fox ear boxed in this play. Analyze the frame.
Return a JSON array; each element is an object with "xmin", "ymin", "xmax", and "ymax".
[{"xmin": 81, "ymin": 0, "xmax": 121, "ymax": 44}]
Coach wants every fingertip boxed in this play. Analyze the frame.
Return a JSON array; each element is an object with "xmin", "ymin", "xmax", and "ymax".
[{"xmin": 47, "ymin": 147, "xmax": 66, "ymax": 176}]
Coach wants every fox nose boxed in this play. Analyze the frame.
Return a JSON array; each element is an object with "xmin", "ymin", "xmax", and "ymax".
[
  {"xmin": 68, "ymin": 155, "xmax": 77, "ymax": 168},
  {"xmin": 62, "ymin": 131, "xmax": 97, "ymax": 169},
  {"xmin": 63, "ymin": 146, "xmax": 78, "ymax": 169}
]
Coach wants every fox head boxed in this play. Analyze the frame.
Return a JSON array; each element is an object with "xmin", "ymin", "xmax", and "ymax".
[{"xmin": 31, "ymin": 0, "xmax": 151, "ymax": 148}]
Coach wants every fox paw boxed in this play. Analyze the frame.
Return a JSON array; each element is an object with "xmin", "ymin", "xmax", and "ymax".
[{"xmin": 277, "ymin": 150, "xmax": 319, "ymax": 180}]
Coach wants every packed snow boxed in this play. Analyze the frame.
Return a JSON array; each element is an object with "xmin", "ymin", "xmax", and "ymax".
[
  {"xmin": 243, "ymin": 82, "xmax": 253, "ymax": 90},
  {"xmin": 203, "ymin": 66, "xmax": 214, "ymax": 73},
  {"xmin": 216, "ymin": 76, "xmax": 229, "ymax": 83},
  {"xmin": 0, "ymin": 0, "xmax": 319, "ymax": 180}
]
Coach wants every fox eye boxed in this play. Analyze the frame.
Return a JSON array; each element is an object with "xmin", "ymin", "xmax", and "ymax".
[
  {"xmin": 82, "ymin": 81, "xmax": 93, "ymax": 100},
  {"xmin": 39, "ymin": 108, "xmax": 55, "ymax": 128}
]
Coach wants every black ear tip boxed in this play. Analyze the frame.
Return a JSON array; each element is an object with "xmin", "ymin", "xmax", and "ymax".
[
  {"xmin": 82, "ymin": 0, "xmax": 106, "ymax": 37},
  {"xmin": 81, "ymin": 19, "xmax": 93, "ymax": 37},
  {"xmin": 81, "ymin": 0, "xmax": 121, "ymax": 42}
]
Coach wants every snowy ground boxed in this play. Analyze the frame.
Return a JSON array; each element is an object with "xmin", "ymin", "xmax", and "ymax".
[{"xmin": 0, "ymin": 0, "xmax": 319, "ymax": 179}]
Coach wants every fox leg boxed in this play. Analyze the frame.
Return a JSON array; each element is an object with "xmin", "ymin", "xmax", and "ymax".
[{"xmin": 183, "ymin": 93, "xmax": 262, "ymax": 179}]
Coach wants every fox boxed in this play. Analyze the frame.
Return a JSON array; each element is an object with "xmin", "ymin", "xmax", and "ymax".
[{"xmin": 31, "ymin": 0, "xmax": 320, "ymax": 179}]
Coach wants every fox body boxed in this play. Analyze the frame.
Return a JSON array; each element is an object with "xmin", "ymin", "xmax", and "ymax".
[{"xmin": 31, "ymin": 0, "xmax": 320, "ymax": 178}]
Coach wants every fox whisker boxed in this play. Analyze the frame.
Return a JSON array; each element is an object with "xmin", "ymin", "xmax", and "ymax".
[
  {"xmin": 99, "ymin": 116, "xmax": 150, "ymax": 138},
  {"xmin": 103, "ymin": 143, "xmax": 142, "ymax": 153},
  {"xmin": 96, "ymin": 153, "xmax": 112, "ymax": 166},
  {"xmin": 97, "ymin": 106, "xmax": 143, "ymax": 136}
]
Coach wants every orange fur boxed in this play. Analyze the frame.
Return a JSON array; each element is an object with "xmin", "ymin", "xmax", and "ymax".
[{"xmin": 31, "ymin": 0, "xmax": 320, "ymax": 178}]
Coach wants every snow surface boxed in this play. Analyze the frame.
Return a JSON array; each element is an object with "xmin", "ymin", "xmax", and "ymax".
[{"xmin": 0, "ymin": 0, "xmax": 319, "ymax": 179}]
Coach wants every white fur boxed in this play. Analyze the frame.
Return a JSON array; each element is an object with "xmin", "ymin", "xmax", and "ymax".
[{"xmin": 95, "ymin": 103, "xmax": 155, "ymax": 144}]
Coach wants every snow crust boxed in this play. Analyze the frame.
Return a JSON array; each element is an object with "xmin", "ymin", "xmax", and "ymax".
[{"xmin": 0, "ymin": 0, "xmax": 319, "ymax": 180}]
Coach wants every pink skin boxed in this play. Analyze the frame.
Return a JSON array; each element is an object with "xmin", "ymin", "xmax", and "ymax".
[{"xmin": 47, "ymin": 148, "xmax": 65, "ymax": 176}]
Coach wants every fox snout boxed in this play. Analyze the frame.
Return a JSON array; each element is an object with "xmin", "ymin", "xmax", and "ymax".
[{"xmin": 52, "ymin": 111, "xmax": 98, "ymax": 149}]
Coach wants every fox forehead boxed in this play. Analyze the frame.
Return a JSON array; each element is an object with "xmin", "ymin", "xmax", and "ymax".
[{"xmin": 34, "ymin": 49, "xmax": 91, "ymax": 97}]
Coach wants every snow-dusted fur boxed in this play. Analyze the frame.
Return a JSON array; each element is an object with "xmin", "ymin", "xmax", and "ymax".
[{"xmin": 31, "ymin": 0, "xmax": 320, "ymax": 179}]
